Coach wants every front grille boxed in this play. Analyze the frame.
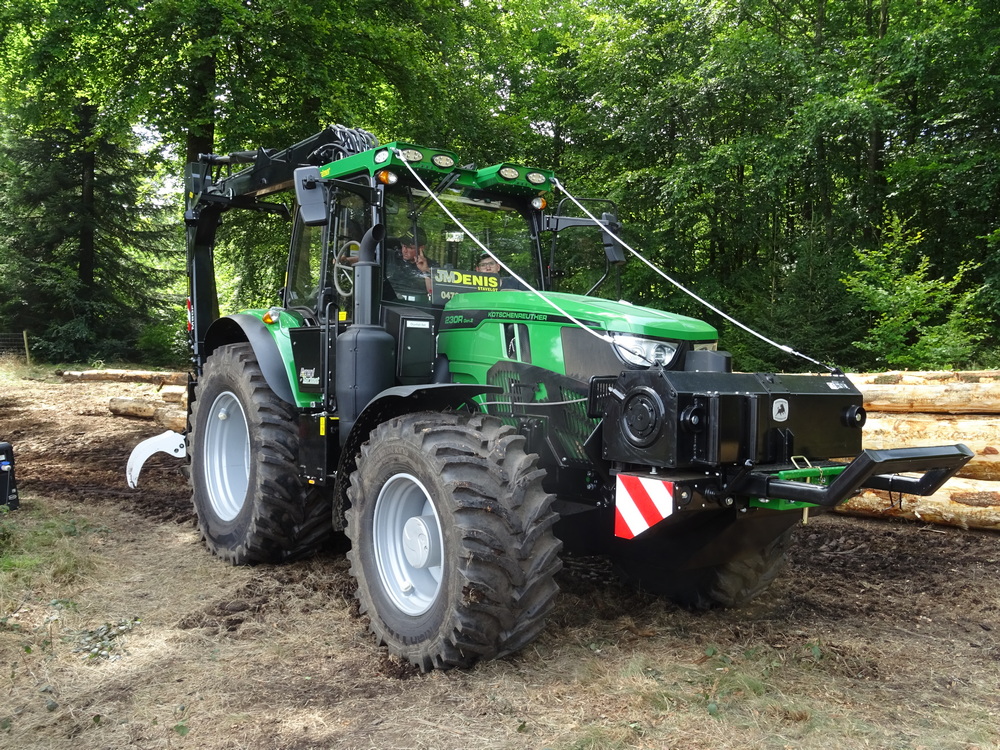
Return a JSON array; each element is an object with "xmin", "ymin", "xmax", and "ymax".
[{"xmin": 587, "ymin": 375, "xmax": 617, "ymax": 419}]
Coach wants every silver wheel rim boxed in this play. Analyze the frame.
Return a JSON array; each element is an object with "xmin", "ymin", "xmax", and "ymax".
[
  {"xmin": 203, "ymin": 390, "xmax": 251, "ymax": 522},
  {"xmin": 372, "ymin": 473, "xmax": 444, "ymax": 616}
]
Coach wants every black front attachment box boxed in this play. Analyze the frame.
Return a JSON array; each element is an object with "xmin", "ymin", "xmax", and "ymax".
[
  {"xmin": 1, "ymin": 441, "xmax": 18, "ymax": 510},
  {"xmin": 601, "ymin": 370, "xmax": 864, "ymax": 469}
]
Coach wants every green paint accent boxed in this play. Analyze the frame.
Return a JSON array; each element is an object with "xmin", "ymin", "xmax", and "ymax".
[
  {"xmin": 319, "ymin": 141, "xmax": 459, "ymax": 182},
  {"xmin": 775, "ymin": 465, "xmax": 847, "ymax": 482},
  {"xmin": 438, "ymin": 290, "xmax": 718, "ymax": 386},
  {"xmin": 242, "ymin": 308, "xmax": 316, "ymax": 408},
  {"xmin": 747, "ymin": 465, "xmax": 846, "ymax": 511},
  {"xmin": 443, "ymin": 291, "xmax": 717, "ymax": 338},
  {"xmin": 475, "ymin": 163, "xmax": 555, "ymax": 192}
]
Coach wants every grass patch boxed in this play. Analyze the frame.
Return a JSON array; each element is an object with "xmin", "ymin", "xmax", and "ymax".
[
  {"xmin": 0, "ymin": 502, "xmax": 103, "ymax": 619},
  {"xmin": 559, "ymin": 724, "xmax": 646, "ymax": 750},
  {"xmin": 0, "ymin": 353, "xmax": 63, "ymax": 383}
]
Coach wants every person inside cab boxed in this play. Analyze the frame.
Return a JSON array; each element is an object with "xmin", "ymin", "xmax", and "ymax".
[
  {"xmin": 476, "ymin": 252, "xmax": 526, "ymax": 291},
  {"xmin": 386, "ymin": 228, "xmax": 436, "ymax": 300}
]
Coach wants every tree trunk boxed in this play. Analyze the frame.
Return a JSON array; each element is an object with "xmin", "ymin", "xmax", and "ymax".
[
  {"xmin": 848, "ymin": 371, "xmax": 1000, "ymax": 386},
  {"xmin": 863, "ymin": 413, "xmax": 1000, "ymax": 480},
  {"xmin": 60, "ymin": 369, "xmax": 187, "ymax": 386},
  {"xmin": 109, "ymin": 399, "xmax": 185, "ymax": 431},
  {"xmin": 77, "ymin": 103, "xmax": 97, "ymax": 297},
  {"xmin": 153, "ymin": 407, "xmax": 186, "ymax": 432},
  {"xmin": 160, "ymin": 386, "xmax": 187, "ymax": 404},
  {"xmin": 108, "ymin": 398, "xmax": 157, "ymax": 419},
  {"xmin": 864, "ymin": 413, "xmax": 1000, "ymax": 445},
  {"xmin": 185, "ymin": 53, "xmax": 217, "ymax": 163},
  {"xmin": 855, "ymin": 382, "xmax": 1000, "ymax": 414}
]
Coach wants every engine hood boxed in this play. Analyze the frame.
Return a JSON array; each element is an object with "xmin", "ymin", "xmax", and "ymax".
[{"xmin": 442, "ymin": 290, "xmax": 718, "ymax": 342}]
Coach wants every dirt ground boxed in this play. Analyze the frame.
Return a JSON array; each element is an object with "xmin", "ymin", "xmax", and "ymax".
[{"xmin": 1, "ymin": 367, "xmax": 998, "ymax": 750}]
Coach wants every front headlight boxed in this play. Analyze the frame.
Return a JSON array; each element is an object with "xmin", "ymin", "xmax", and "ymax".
[{"xmin": 611, "ymin": 334, "xmax": 679, "ymax": 368}]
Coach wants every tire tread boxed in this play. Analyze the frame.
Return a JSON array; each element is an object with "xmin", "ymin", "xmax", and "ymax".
[
  {"xmin": 190, "ymin": 343, "xmax": 331, "ymax": 565},
  {"xmin": 345, "ymin": 411, "xmax": 561, "ymax": 670}
]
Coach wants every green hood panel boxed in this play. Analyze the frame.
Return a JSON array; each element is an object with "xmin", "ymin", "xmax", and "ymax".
[
  {"xmin": 441, "ymin": 291, "xmax": 718, "ymax": 340},
  {"xmin": 439, "ymin": 290, "xmax": 718, "ymax": 387}
]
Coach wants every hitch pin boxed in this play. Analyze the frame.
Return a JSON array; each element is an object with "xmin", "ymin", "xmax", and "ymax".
[
  {"xmin": 791, "ymin": 456, "xmax": 813, "ymax": 525},
  {"xmin": 791, "ymin": 455, "xmax": 812, "ymax": 473}
]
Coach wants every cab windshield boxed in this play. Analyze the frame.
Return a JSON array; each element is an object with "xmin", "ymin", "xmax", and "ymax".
[{"xmin": 382, "ymin": 187, "xmax": 539, "ymax": 305}]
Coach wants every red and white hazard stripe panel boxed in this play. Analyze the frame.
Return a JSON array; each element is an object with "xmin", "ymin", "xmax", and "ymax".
[{"xmin": 614, "ymin": 474, "xmax": 675, "ymax": 539}]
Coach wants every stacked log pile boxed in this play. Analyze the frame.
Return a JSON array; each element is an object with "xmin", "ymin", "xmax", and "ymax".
[
  {"xmin": 843, "ymin": 371, "xmax": 1000, "ymax": 531},
  {"xmin": 59, "ymin": 370, "xmax": 188, "ymax": 432}
]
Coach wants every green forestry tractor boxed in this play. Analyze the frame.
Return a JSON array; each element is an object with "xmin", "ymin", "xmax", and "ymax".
[{"xmin": 127, "ymin": 125, "xmax": 971, "ymax": 671}]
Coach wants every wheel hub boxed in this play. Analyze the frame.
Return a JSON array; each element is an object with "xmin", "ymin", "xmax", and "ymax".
[
  {"xmin": 402, "ymin": 515, "xmax": 441, "ymax": 569},
  {"xmin": 372, "ymin": 473, "xmax": 444, "ymax": 616},
  {"xmin": 202, "ymin": 390, "xmax": 251, "ymax": 522}
]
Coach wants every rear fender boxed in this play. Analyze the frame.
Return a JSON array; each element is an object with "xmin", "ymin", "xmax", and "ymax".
[{"xmin": 203, "ymin": 314, "xmax": 295, "ymax": 404}]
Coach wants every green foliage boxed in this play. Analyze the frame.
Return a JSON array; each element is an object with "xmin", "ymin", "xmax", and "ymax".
[
  {"xmin": 843, "ymin": 216, "xmax": 984, "ymax": 369},
  {"xmin": 530, "ymin": 0, "xmax": 1000, "ymax": 371},
  {"xmin": 135, "ymin": 310, "xmax": 189, "ymax": 369},
  {"xmin": 1, "ymin": 0, "xmax": 998, "ymax": 369},
  {"xmin": 0, "ymin": 121, "xmax": 179, "ymax": 363},
  {"xmin": 214, "ymin": 213, "xmax": 290, "ymax": 312}
]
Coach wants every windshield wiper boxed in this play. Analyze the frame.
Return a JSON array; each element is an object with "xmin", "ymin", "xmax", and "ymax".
[{"xmin": 408, "ymin": 172, "xmax": 462, "ymax": 220}]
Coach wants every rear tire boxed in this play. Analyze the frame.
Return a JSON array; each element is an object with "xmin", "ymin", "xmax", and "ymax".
[
  {"xmin": 346, "ymin": 412, "xmax": 561, "ymax": 670},
  {"xmin": 190, "ymin": 343, "xmax": 331, "ymax": 564}
]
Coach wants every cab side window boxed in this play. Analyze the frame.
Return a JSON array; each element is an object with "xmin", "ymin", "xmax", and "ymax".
[{"xmin": 287, "ymin": 219, "xmax": 324, "ymax": 310}]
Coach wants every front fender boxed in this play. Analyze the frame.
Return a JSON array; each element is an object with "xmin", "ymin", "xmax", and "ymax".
[
  {"xmin": 357, "ymin": 383, "xmax": 501, "ymax": 421},
  {"xmin": 330, "ymin": 383, "xmax": 502, "ymax": 530},
  {"xmin": 203, "ymin": 314, "xmax": 295, "ymax": 404}
]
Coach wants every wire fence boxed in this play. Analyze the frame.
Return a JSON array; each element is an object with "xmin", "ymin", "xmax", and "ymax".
[{"xmin": 0, "ymin": 331, "xmax": 30, "ymax": 361}]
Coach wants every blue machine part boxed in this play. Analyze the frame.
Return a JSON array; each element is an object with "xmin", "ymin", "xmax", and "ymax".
[{"xmin": 1, "ymin": 441, "xmax": 18, "ymax": 511}]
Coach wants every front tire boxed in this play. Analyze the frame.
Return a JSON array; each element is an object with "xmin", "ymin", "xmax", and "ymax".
[
  {"xmin": 346, "ymin": 412, "xmax": 561, "ymax": 671},
  {"xmin": 190, "ymin": 343, "xmax": 331, "ymax": 564}
]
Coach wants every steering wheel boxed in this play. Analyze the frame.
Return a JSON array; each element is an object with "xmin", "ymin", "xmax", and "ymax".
[{"xmin": 333, "ymin": 240, "xmax": 361, "ymax": 297}]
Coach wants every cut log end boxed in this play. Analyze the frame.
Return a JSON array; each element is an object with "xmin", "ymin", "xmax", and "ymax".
[{"xmin": 153, "ymin": 407, "xmax": 186, "ymax": 433}]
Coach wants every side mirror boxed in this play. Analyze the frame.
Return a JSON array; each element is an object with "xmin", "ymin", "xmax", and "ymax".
[
  {"xmin": 294, "ymin": 166, "xmax": 328, "ymax": 226},
  {"xmin": 601, "ymin": 211, "xmax": 626, "ymax": 265}
]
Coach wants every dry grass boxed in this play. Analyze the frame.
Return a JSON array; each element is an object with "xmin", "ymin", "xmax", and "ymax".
[
  {"xmin": 1, "ymin": 362, "xmax": 999, "ymax": 749},
  {"xmin": 2, "ymin": 494, "xmax": 998, "ymax": 750},
  {"xmin": 0, "ymin": 352, "xmax": 58, "ymax": 384}
]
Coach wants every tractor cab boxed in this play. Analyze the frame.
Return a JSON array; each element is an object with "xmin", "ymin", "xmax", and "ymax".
[{"xmin": 288, "ymin": 143, "xmax": 558, "ymax": 317}]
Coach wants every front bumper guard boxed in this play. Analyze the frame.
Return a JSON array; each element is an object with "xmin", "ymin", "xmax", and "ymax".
[
  {"xmin": 737, "ymin": 444, "xmax": 973, "ymax": 508},
  {"xmin": 612, "ymin": 444, "xmax": 974, "ymax": 540}
]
